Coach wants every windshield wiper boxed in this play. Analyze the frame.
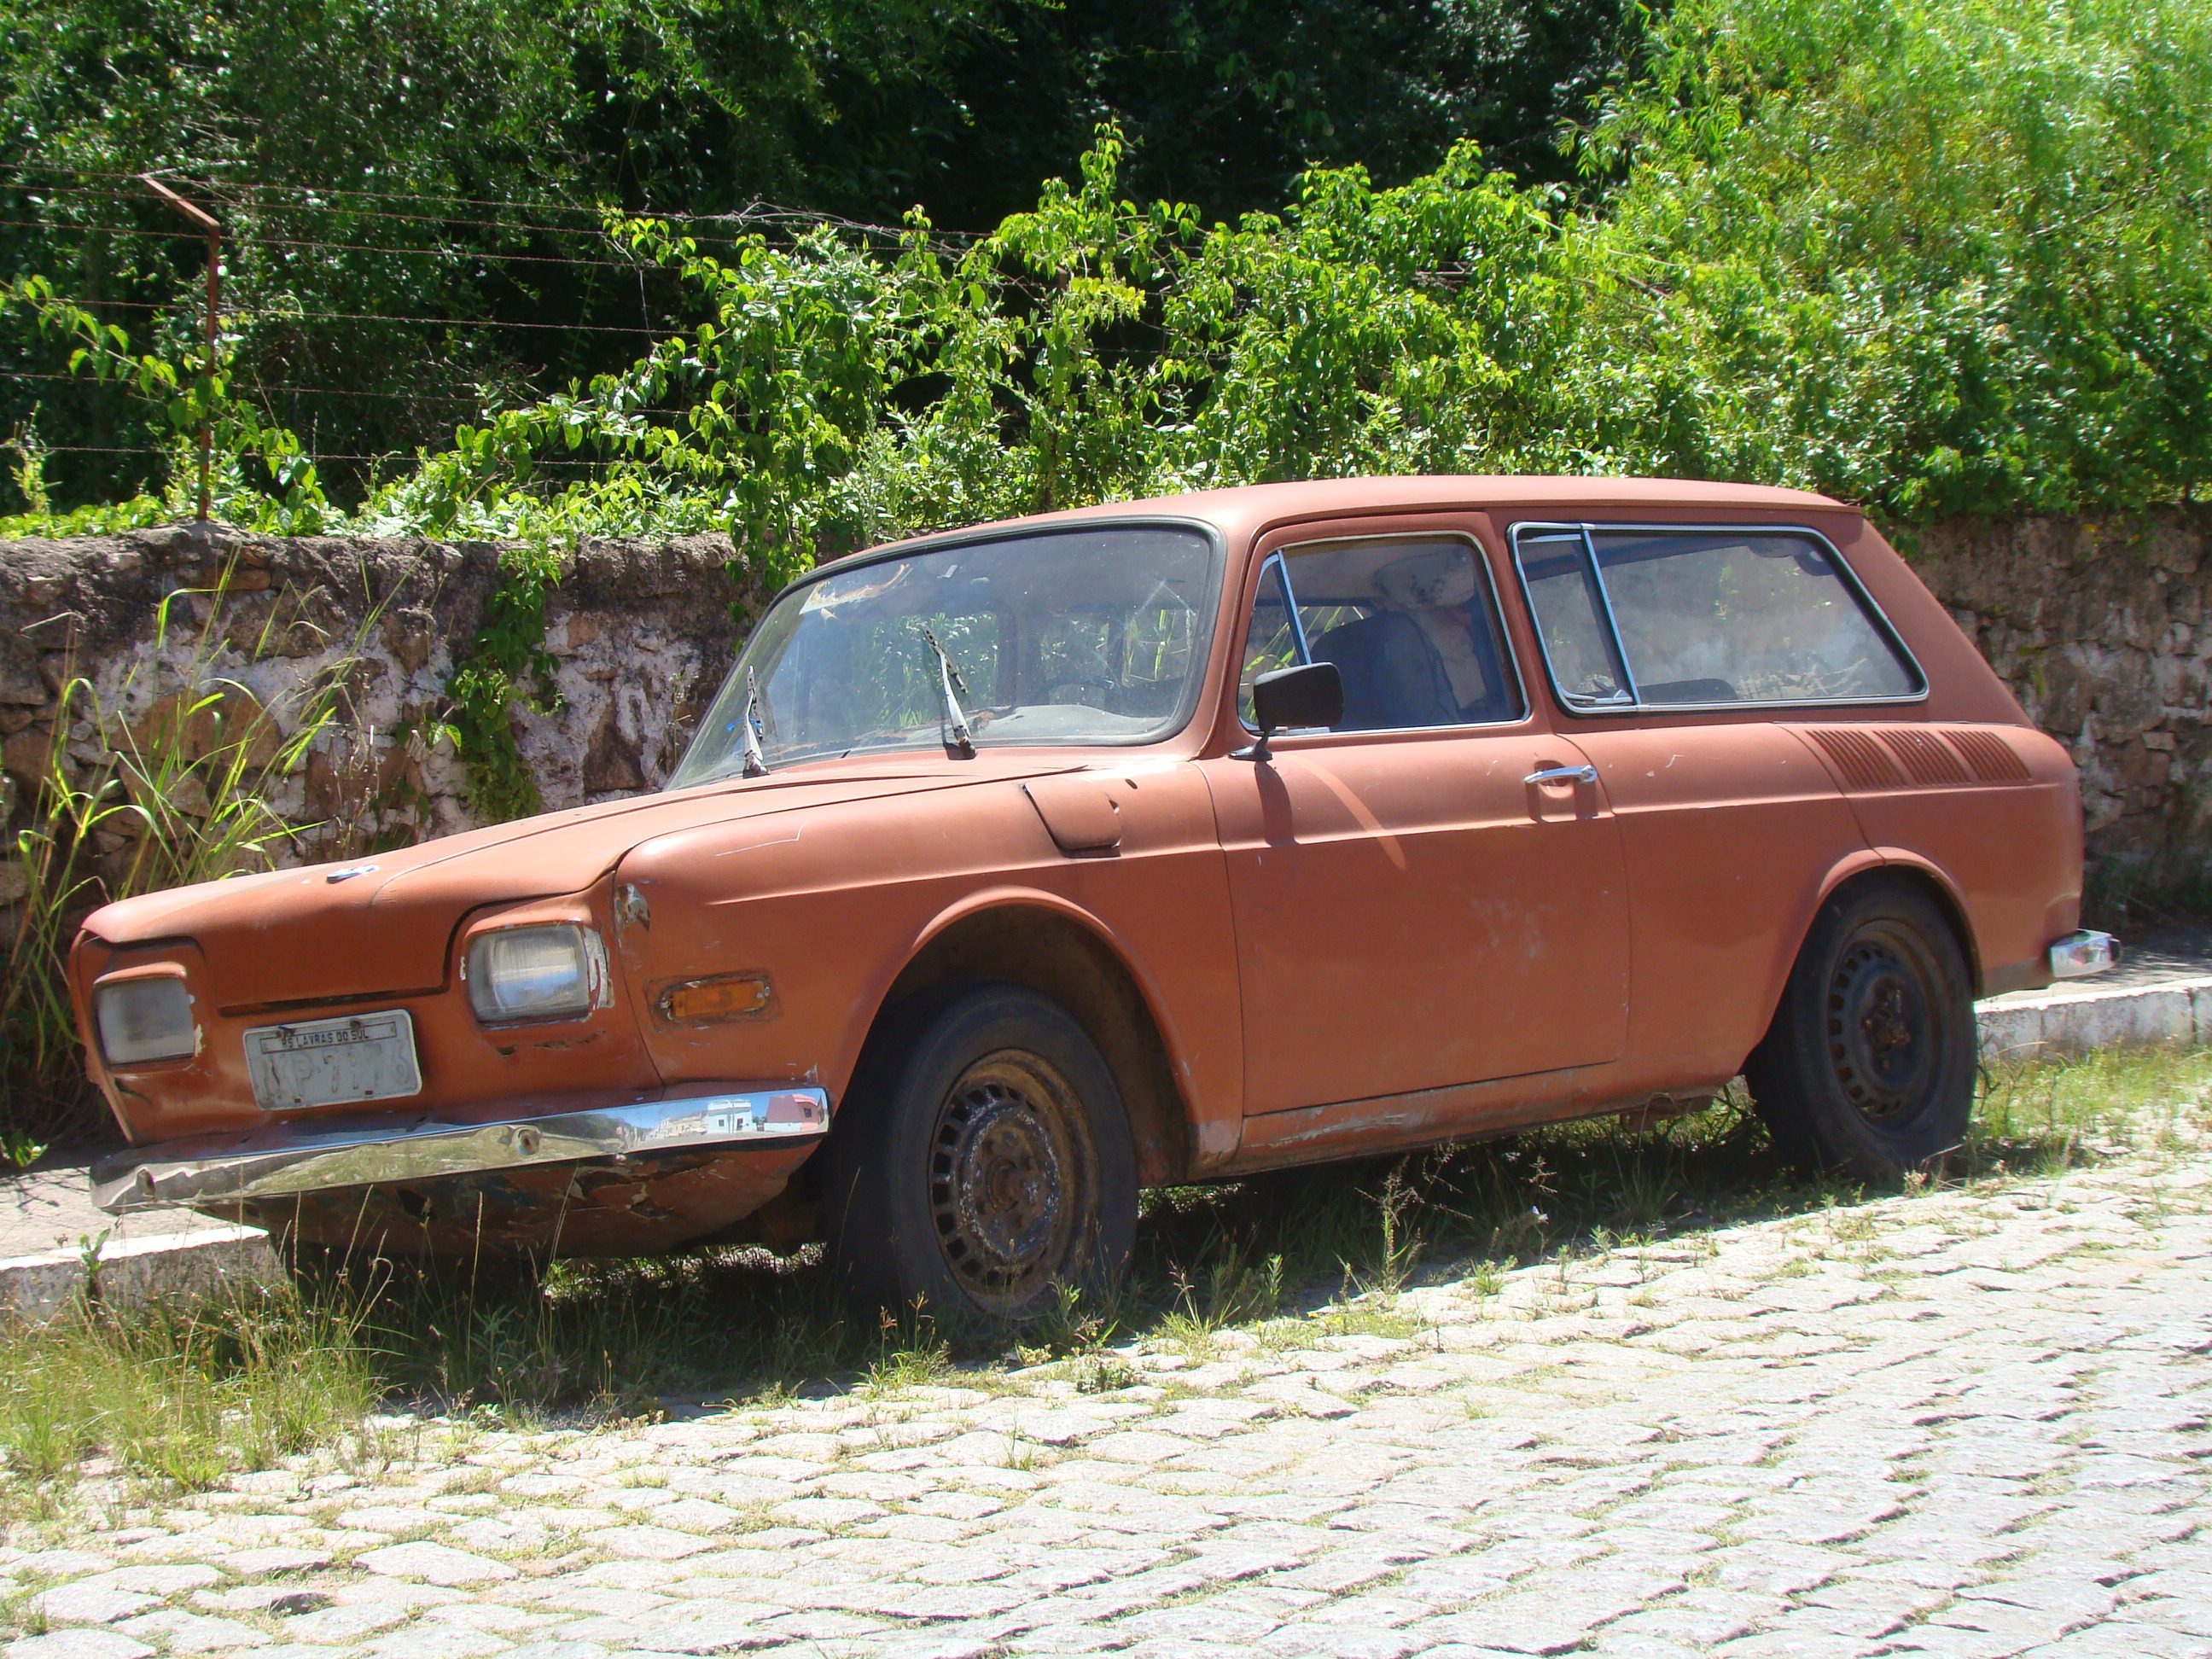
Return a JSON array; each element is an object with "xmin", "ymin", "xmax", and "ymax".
[
  {"xmin": 918, "ymin": 623, "xmax": 976, "ymax": 757},
  {"xmin": 739, "ymin": 667, "xmax": 771, "ymax": 777}
]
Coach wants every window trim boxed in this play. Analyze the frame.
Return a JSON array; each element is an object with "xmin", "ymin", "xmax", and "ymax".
[
  {"xmin": 1254, "ymin": 552, "xmax": 1318, "ymax": 669},
  {"xmin": 1507, "ymin": 520, "xmax": 1930, "ymax": 718},
  {"xmin": 1236, "ymin": 529, "xmax": 1533, "ymax": 737}
]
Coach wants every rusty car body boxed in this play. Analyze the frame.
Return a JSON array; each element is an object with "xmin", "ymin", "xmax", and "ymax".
[{"xmin": 74, "ymin": 477, "xmax": 2114, "ymax": 1318}]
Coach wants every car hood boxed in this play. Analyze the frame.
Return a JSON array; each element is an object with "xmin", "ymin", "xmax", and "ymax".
[{"xmin": 82, "ymin": 754, "xmax": 1087, "ymax": 1010}]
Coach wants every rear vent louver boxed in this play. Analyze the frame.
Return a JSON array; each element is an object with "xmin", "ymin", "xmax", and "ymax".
[
  {"xmin": 1802, "ymin": 727, "xmax": 1906, "ymax": 791},
  {"xmin": 1877, "ymin": 728, "xmax": 1971, "ymax": 786},
  {"xmin": 1943, "ymin": 728, "xmax": 2032, "ymax": 783},
  {"xmin": 1797, "ymin": 724, "xmax": 2032, "ymax": 792}
]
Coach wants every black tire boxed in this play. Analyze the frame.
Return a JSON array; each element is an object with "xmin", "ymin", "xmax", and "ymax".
[
  {"xmin": 1744, "ymin": 878, "xmax": 1976, "ymax": 1184},
  {"xmin": 821, "ymin": 981, "xmax": 1138, "ymax": 1324}
]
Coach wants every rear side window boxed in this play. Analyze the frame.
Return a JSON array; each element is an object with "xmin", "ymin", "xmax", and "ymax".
[{"xmin": 1513, "ymin": 525, "xmax": 1921, "ymax": 711}]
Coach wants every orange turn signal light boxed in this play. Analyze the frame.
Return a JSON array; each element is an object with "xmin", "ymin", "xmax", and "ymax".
[{"xmin": 657, "ymin": 973, "xmax": 775, "ymax": 1025}]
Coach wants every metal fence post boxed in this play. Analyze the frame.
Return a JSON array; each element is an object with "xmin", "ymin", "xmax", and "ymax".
[{"xmin": 139, "ymin": 175, "xmax": 222, "ymax": 524}]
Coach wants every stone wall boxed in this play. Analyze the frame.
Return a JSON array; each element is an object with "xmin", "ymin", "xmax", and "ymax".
[
  {"xmin": 0, "ymin": 525, "xmax": 765, "ymax": 911},
  {"xmin": 2, "ymin": 510, "xmax": 2207, "ymax": 929},
  {"xmin": 1915, "ymin": 508, "xmax": 2212, "ymax": 877}
]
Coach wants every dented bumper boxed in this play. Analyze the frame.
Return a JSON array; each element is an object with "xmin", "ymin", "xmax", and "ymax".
[{"xmin": 90, "ymin": 1085, "xmax": 830, "ymax": 1256}]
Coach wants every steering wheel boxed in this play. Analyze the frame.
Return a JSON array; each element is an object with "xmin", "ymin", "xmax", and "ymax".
[{"xmin": 1044, "ymin": 674, "xmax": 1120, "ymax": 707}]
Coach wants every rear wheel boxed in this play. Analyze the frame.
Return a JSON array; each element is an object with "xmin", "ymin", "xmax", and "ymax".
[
  {"xmin": 823, "ymin": 982, "xmax": 1137, "ymax": 1324},
  {"xmin": 1744, "ymin": 879, "xmax": 1976, "ymax": 1184}
]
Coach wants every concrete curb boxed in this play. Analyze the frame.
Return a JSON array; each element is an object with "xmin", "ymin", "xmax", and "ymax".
[
  {"xmin": 0, "ymin": 1223, "xmax": 284, "ymax": 1324},
  {"xmin": 1976, "ymin": 975, "xmax": 2212, "ymax": 1062},
  {"xmin": 2, "ymin": 975, "xmax": 2203, "ymax": 1323}
]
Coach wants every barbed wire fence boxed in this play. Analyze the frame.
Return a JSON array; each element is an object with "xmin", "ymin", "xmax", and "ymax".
[{"xmin": 2, "ymin": 165, "xmax": 987, "ymax": 515}]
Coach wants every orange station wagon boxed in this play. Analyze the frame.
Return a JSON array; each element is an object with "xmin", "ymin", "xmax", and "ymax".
[{"xmin": 75, "ymin": 477, "xmax": 2116, "ymax": 1321}]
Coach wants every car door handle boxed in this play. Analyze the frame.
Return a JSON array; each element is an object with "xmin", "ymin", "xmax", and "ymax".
[{"xmin": 1525, "ymin": 764, "xmax": 1598, "ymax": 787}]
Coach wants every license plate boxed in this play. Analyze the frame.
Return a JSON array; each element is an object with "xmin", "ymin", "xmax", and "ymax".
[{"xmin": 244, "ymin": 1010, "xmax": 422, "ymax": 1111}]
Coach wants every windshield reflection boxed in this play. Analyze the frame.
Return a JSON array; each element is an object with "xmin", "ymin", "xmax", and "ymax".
[{"xmin": 669, "ymin": 524, "xmax": 1221, "ymax": 787}]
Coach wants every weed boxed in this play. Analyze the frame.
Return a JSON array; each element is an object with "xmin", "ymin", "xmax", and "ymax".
[
  {"xmin": 1156, "ymin": 1241, "xmax": 1286, "ymax": 1361},
  {"xmin": 1074, "ymin": 1356, "xmax": 1140, "ymax": 1394},
  {"xmin": 0, "ymin": 564, "xmax": 376, "ymax": 1150},
  {"xmin": 1026, "ymin": 1280, "xmax": 1125, "ymax": 1359},
  {"xmin": 1968, "ymin": 1047, "xmax": 2212, "ymax": 1174},
  {"xmin": 729, "ymin": 1498, "xmax": 782, "ymax": 1533},
  {"xmin": 864, "ymin": 1309, "xmax": 952, "ymax": 1397},
  {"xmin": 1322, "ymin": 1294, "xmax": 1429, "ymax": 1343},
  {"xmin": 431, "ymin": 538, "xmax": 564, "ymax": 821},
  {"xmin": 2, "ymin": 1580, "xmax": 52, "ymax": 1637}
]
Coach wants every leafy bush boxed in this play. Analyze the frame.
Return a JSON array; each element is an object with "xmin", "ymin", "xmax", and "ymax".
[
  {"xmin": 0, "ymin": 0, "xmax": 1644, "ymax": 510},
  {"xmin": 1569, "ymin": 0, "xmax": 2212, "ymax": 517},
  {"xmin": 9, "ymin": 0, "xmax": 2207, "ymax": 559}
]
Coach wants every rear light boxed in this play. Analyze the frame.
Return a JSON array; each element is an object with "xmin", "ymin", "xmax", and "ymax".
[
  {"xmin": 96, "ymin": 978, "xmax": 197, "ymax": 1067},
  {"xmin": 2049, "ymin": 929, "xmax": 2119, "ymax": 980}
]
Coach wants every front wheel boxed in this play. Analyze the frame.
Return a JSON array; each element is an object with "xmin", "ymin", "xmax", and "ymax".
[
  {"xmin": 1744, "ymin": 879, "xmax": 1976, "ymax": 1185},
  {"xmin": 822, "ymin": 982, "xmax": 1138, "ymax": 1324}
]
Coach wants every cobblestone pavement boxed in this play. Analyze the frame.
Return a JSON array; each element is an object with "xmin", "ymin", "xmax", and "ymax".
[{"xmin": 7, "ymin": 1149, "xmax": 2211, "ymax": 1659}]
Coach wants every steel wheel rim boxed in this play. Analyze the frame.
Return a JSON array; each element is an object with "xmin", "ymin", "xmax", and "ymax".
[
  {"xmin": 927, "ymin": 1050, "xmax": 1089, "ymax": 1313},
  {"xmin": 1825, "ymin": 922, "xmax": 1943, "ymax": 1126}
]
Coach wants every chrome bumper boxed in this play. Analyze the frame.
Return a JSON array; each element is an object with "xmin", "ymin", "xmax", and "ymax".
[
  {"xmin": 91, "ymin": 1085, "xmax": 830, "ymax": 1215},
  {"xmin": 2049, "ymin": 929, "xmax": 2120, "ymax": 981}
]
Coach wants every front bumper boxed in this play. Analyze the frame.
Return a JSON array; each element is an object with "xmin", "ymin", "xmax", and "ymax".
[{"xmin": 91, "ymin": 1084, "xmax": 830, "ymax": 1215}]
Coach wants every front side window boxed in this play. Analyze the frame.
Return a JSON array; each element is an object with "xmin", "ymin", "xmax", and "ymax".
[
  {"xmin": 669, "ymin": 524, "xmax": 1220, "ymax": 784},
  {"xmin": 1237, "ymin": 537, "xmax": 1524, "ymax": 731},
  {"xmin": 1514, "ymin": 525, "xmax": 1922, "ymax": 712}
]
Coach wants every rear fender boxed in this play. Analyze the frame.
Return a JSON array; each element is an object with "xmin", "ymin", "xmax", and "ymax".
[{"xmin": 1746, "ymin": 849, "xmax": 1981, "ymax": 1064}]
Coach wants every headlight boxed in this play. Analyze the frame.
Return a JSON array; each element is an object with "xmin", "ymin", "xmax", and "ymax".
[
  {"xmin": 465, "ymin": 924, "xmax": 607, "ymax": 1024},
  {"xmin": 96, "ymin": 977, "xmax": 197, "ymax": 1066}
]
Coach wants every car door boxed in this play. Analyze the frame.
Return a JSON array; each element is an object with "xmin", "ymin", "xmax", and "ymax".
[
  {"xmin": 1507, "ymin": 517, "xmax": 1909, "ymax": 1080},
  {"xmin": 1199, "ymin": 526, "xmax": 1633, "ymax": 1118}
]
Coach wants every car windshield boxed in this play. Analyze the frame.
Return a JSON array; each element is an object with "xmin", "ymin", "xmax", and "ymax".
[{"xmin": 668, "ymin": 524, "xmax": 1222, "ymax": 785}]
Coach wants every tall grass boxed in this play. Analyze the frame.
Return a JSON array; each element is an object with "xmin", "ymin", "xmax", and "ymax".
[
  {"xmin": 0, "ymin": 1281, "xmax": 380, "ymax": 1519},
  {"xmin": 326, "ymin": 1045, "xmax": 2212, "ymax": 1408},
  {"xmin": 0, "ymin": 567, "xmax": 368, "ymax": 1155}
]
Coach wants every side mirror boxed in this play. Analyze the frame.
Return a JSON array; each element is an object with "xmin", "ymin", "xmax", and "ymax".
[{"xmin": 1237, "ymin": 661, "xmax": 1342, "ymax": 760}]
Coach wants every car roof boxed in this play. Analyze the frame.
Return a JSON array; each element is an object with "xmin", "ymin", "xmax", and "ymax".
[{"xmin": 824, "ymin": 475, "xmax": 1854, "ymax": 578}]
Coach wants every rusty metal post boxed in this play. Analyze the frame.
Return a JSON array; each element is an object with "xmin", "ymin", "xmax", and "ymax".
[{"xmin": 139, "ymin": 176, "xmax": 222, "ymax": 523}]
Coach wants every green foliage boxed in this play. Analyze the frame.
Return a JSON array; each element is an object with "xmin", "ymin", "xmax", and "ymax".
[
  {"xmin": 0, "ymin": 0, "xmax": 1637, "ymax": 512},
  {"xmin": 940, "ymin": 0, "xmax": 1644, "ymax": 222},
  {"xmin": 1569, "ymin": 0, "xmax": 2212, "ymax": 515},
  {"xmin": 432, "ymin": 543, "xmax": 565, "ymax": 822},
  {"xmin": 0, "ymin": 0, "xmax": 1022, "ymax": 502},
  {"xmin": 354, "ymin": 130, "xmax": 1578, "ymax": 561},
  {"xmin": 0, "ymin": 276, "xmax": 334, "ymax": 538},
  {"xmin": 17, "ymin": 0, "xmax": 2206, "ymax": 558}
]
